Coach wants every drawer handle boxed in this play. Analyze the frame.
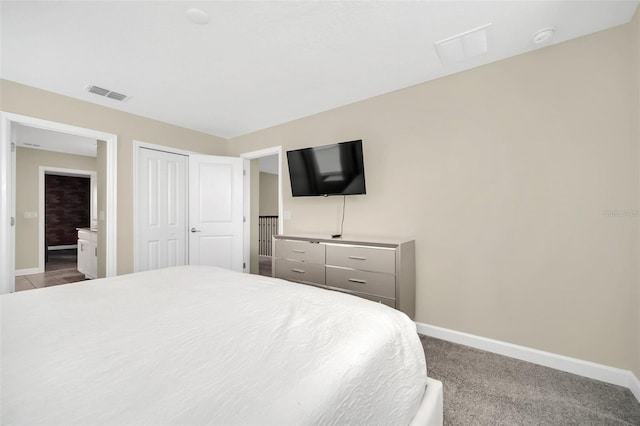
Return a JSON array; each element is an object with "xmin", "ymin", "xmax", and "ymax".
[
  {"xmin": 348, "ymin": 256, "xmax": 367, "ymax": 260},
  {"xmin": 348, "ymin": 278, "xmax": 367, "ymax": 284},
  {"xmin": 291, "ymin": 269, "xmax": 305, "ymax": 274},
  {"xmin": 292, "ymin": 250, "xmax": 306, "ymax": 253}
]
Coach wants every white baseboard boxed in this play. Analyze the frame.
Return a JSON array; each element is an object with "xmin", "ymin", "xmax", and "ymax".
[
  {"xmin": 630, "ymin": 372, "xmax": 640, "ymax": 402},
  {"xmin": 15, "ymin": 267, "xmax": 42, "ymax": 276},
  {"xmin": 416, "ymin": 322, "xmax": 640, "ymax": 403}
]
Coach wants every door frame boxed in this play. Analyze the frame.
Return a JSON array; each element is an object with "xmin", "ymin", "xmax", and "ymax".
[
  {"xmin": 240, "ymin": 146, "xmax": 284, "ymax": 274},
  {"xmin": 0, "ymin": 112, "xmax": 117, "ymax": 294},
  {"xmin": 35, "ymin": 167, "xmax": 97, "ymax": 275}
]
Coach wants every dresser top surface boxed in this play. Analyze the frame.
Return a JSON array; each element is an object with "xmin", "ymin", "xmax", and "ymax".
[{"xmin": 274, "ymin": 234, "xmax": 413, "ymax": 248}]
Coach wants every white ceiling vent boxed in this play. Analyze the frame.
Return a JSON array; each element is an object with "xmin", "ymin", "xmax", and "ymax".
[
  {"xmin": 86, "ymin": 85, "xmax": 131, "ymax": 102},
  {"xmin": 106, "ymin": 91, "xmax": 127, "ymax": 101},
  {"xmin": 434, "ymin": 24, "xmax": 491, "ymax": 65}
]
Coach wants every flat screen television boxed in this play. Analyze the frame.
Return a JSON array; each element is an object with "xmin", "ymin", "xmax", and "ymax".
[{"xmin": 286, "ymin": 140, "xmax": 366, "ymax": 197}]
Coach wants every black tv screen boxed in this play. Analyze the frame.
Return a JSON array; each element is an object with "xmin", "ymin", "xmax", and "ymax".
[{"xmin": 287, "ymin": 140, "xmax": 366, "ymax": 197}]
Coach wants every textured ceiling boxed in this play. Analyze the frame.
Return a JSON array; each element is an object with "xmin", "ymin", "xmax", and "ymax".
[{"xmin": 1, "ymin": 1, "xmax": 638, "ymax": 139}]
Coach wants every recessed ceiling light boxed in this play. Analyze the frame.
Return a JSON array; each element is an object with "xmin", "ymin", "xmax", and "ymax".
[
  {"xmin": 186, "ymin": 8, "xmax": 209, "ymax": 25},
  {"xmin": 532, "ymin": 28, "xmax": 555, "ymax": 44}
]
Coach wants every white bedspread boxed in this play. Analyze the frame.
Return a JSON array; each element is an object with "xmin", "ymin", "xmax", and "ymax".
[{"xmin": 1, "ymin": 266, "xmax": 427, "ymax": 425}]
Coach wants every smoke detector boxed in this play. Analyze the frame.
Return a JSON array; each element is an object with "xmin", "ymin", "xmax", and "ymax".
[
  {"xmin": 186, "ymin": 8, "xmax": 209, "ymax": 25},
  {"xmin": 85, "ymin": 85, "xmax": 131, "ymax": 102},
  {"xmin": 532, "ymin": 28, "xmax": 556, "ymax": 44}
]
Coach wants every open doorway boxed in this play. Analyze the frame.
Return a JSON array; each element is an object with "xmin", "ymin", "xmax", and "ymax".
[
  {"xmin": 241, "ymin": 147, "xmax": 283, "ymax": 277},
  {"xmin": 0, "ymin": 112, "xmax": 117, "ymax": 295},
  {"xmin": 257, "ymin": 155, "xmax": 279, "ymax": 277},
  {"xmin": 43, "ymin": 171, "xmax": 96, "ymax": 274},
  {"xmin": 16, "ymin": 171, "xmax": 94, "ymax": 291},
  {"xmin": 13, "ymin": 124, "xmax": 98, "ymax": 291}
]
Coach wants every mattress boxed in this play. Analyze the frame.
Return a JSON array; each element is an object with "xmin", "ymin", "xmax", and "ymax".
[{"xmin": 1, "ymin": 265, "xmax": 428, "ymax": 425}]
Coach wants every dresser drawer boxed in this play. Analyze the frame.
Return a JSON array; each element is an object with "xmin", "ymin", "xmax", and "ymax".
[
  {"xmin": 78, "ymin": 229, "xmax": 97, "ymax": 244},
  {"xmin": 275, "ymin": 239, "xmax": 325, "ymax": 264},
  {"xmin": 275, "ymin": 259, "xmax": 325, "ymax": 286},
  {"xmin": 326, "ymin": 244, "xmax": 395, "ymax": 274},
  {"xmin": 326, "ymin": 266, "xmax": 395, "ymax": 299},
  {"xmin": 357, "ymin": 292, "xmax": 396, "ymax": 309}
]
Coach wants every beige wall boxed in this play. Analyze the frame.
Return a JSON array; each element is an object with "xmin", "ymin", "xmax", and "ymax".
[
  {"xmin": 1, "ymin": 79, "xmax": 227, "ymax": 275},
  {"xmin": 228, "ymin": 22, "xmax": 640, "ymax": 372},
  {"xmin": 259, "ymin": 172, "xmax": 279, "ymax": 216},
  {"xmin": 15, "ymin": 147, "xmax": 97, "ymax": 270}
]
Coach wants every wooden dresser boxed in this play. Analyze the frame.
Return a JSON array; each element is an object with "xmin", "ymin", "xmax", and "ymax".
[{"xmin": 272, "ymin": 235, "xmax": 415, "ymax": 318}]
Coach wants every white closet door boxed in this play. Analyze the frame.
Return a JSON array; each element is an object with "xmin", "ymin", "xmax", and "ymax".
[
  {"xmin": 137, "ymin": 148, "xmax": 188, "ymax": 271},
  {"xmin": 189, "ymin": 155, "xmax": 244, "ymax": 272}
]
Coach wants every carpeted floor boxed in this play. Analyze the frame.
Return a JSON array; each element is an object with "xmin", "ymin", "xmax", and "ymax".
[
  {"xmin": 258, "ymin": 256, "xmax": 272, "ymax": 277},
  {"xmin": 420, "ymin": 335, "xmax": 640, "ymax": 425}
]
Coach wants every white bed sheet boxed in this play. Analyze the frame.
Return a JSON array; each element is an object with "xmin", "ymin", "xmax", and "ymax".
[{"xmin": 1, "ymin": 265, "xmax": 427, "ymax": 425}]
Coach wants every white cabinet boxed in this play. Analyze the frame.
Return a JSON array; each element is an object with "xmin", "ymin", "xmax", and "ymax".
[
  {"xmin": 273, "ymin": 235, "xmax": 416, "ymax": 318},
  {"xmin": 77, "ymin": 228, "xmax": 97, "ymax": 279}
]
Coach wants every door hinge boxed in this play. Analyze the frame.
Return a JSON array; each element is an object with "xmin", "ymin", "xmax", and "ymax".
[
  {"xmin": 10, "ymin": 216, "xmax": 15, "ymax": 226},
  {"xmin": 243, "ymin": 169, "xmax": 246, "ymax": 176},
  {"xmin": 243, "ymin": 216, "xmax": 246, "ymax": 223},
  {"xmin": 11, "ymin": 143, "xmax": 16, "ymax": 152},
  {"xmin": 243, "ymin": 262, "xmax": 246, "ymax": 269}
]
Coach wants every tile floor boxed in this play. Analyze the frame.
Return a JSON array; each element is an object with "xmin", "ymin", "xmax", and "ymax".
[
  {"xmin": 18, "ymin": 253, "xmax": 270, "ymax": 291},
  {"xmin": 15, "ymin": 249, "xmax": 87, "ymax": 291}
]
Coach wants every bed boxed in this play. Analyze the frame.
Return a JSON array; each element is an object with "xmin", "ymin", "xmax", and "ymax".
[{"xmin": 1, "ymin": 265, "xmax": 443, "ymax": 425}]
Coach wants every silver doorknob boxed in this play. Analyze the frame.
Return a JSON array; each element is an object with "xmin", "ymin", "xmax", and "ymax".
[{"xmin": 191, "ymin": 228, "xmax": 201, "ymax": 233}]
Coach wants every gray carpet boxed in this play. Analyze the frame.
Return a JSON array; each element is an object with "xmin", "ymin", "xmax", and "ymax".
[
  {"xmin": 420, "ymin": 335, "xmax": 640, "ymax": 426},
  {"xmin": 259, "ymin": 256, "xmax": 272, "ymax": 277}
]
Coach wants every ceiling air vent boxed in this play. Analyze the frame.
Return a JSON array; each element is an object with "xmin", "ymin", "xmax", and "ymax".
[
  {"xmin": 434, "ymin": 24, "xmax": 491, "ymax": 65},
  {"xmin": 106, "ymin": 91, "xmax": 127, "ymax": 101},
  {"xmin": 86, "ymin": 85, "xmax": 131, "ymax": 102}
]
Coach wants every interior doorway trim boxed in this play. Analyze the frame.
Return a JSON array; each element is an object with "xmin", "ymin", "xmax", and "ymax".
[
  {"xmin": 0, "ymin": 112, "xmax": 118, "ymax": 294},
  {"xmin": 38, "ymin": 166, "xmax": 97, "ymax": 274},
  {"xmin": 240, "ymin": 146, "xmax": 284, "ymax": 274}
]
